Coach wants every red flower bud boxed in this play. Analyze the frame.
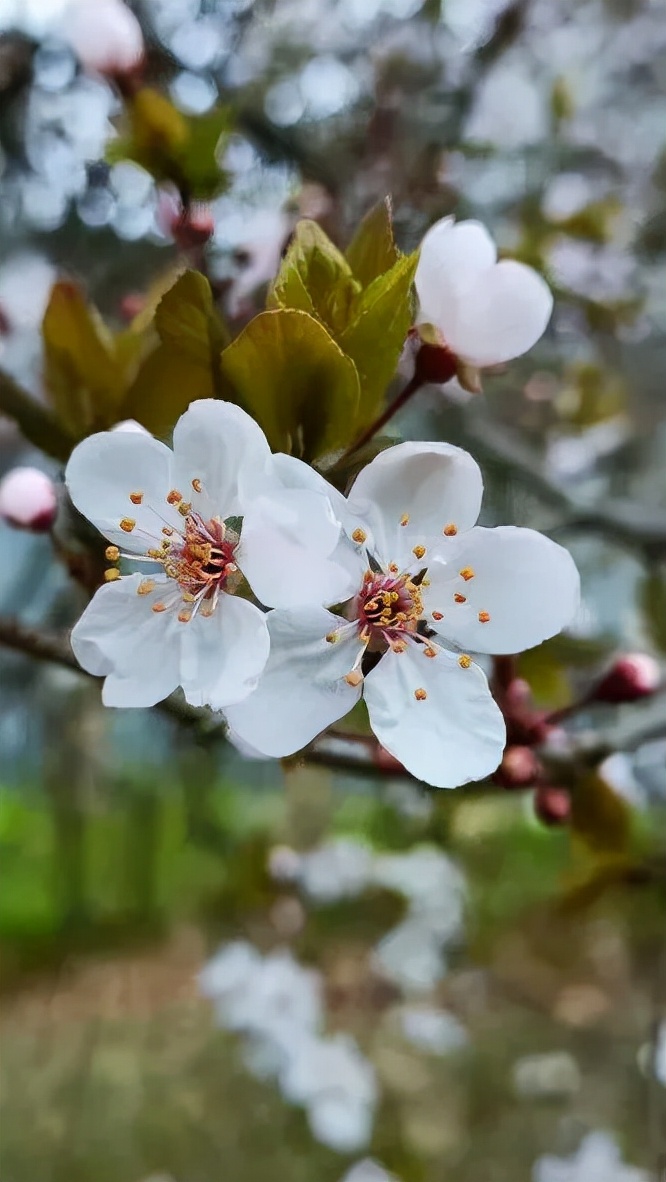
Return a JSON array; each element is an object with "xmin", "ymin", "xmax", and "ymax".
[
  {"xmin": 592, "ymin": 654, "xmax": 661, "ymax": 704},
  {"xmin": 0, "ymin": 467, "xmax": 57, "ymax": 532},
  {"xmin": 157, "ymin": 190, "xmax": 214, "ymax": 250},
  {"xmin": 534, "ymin": 785, "xmax": 571, "ymax": 827},
  {"xmin": 413, "ymin": 340, "xmax": 458, "ymax": 386},
  {"xmin": 494, "ymin": 745, "xmax": 542, "ymax": 789}
]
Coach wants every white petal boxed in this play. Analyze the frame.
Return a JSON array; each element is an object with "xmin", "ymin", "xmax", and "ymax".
[
  {"xmin": 66, "ymin": 430, "xmax": 177, "ymax": 552},
  {"xmin": 444, "ymin": 260, "xmax": 553, "ymax": 367},
  {"xmin": 415, "ymin": 218, "xmax": 497, "ymax": 332},
  {"xmin": 171, "ymin": 399, "xmax": 274, "ymax": 517},
  {"xmin": 180, "ymin": 593, "xmax": 270, "ymax": 710},
  {"xmin": 363, "ymin": 644, "xmax": 505, "ymax": 788},
  {"xmin": 70, "ymin": 574, "xmax": 181, "ymax": 707},
  {"xmin": 224, "ymin": 609, "xmax": 364, "ymax": 757},
  {"xmin": 423, "ymin": 526, "xmax": 580, "ymax": 655},
  {"xmin": 238, "ymin": 488, "xmax": 356, "ymax": 608},
  {"xmin": 346, "ymin": 441, "xmax": 483, "ymax": 569}
]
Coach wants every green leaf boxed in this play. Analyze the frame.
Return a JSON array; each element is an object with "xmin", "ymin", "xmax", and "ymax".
[
  {"xmin": 640, "ymin": 568, "xmax": 666, "ymax": 654},
  {"xmin": 345, "ymin": 197, "xmax": 400, "ymax": 286},
  {"xmin": 0, "ymin": 369, "xmax": 75, "ymax": 462},
  {"xmin": 518, "ymin": 643, "xmax": 572, "ymax": 708},
  {"xmin": 268, "ymin": 220, "xmax": 360, "ymax": 336},
  {"xmin": 42, "ymin": 282, "xmax": 125, "ymax": 435},
  {"xmin": 571, "ymin": 770, "xmax": 632, "ymax": 858},
  {"xmin": 108, "ymin": 88, "xmax": 231, "ymax": 200},
  {"xmin": 339, "ymin": 250, "xmax": 419, "ymax": 427},
  {"xmin": 219, "ymin": 309, "xmax": 361, "ymax": 460},
  {"xmin": 122, "ymin": 271, "xmax": 229, "ymax": 437}
]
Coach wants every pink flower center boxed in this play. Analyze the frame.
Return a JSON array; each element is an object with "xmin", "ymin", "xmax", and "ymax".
[{"xmin": 355, "ymin": 568, "xmax": 423, "ymax": 648}]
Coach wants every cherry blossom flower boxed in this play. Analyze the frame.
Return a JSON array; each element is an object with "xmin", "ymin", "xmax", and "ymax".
[
  {"xmin": 533, "ymin": 1131, "xmax": 651, "ymax": 1182},
  {"xmin": 414, "ymin": 217, "xmax": 553, "ymax": 375},
  {"xmin": 66, "ymin": 399, "xmax": 352, "ymax": 710},
  {"xmin": 225, "ymin": 442, "xmax": 579, "ymax": 788},
  {"xmin": 0, "ymin": 466, "xmax": 57, "ymax": 532}
]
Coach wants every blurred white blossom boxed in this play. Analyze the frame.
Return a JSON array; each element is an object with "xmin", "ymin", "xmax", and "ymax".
[{"xmin": 533, "ymin": 1132, "xmax": 651, "ymax": 1182}]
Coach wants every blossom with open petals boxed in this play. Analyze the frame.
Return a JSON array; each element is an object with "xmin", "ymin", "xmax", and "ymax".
[
  {"xmin": 415, "ymin": 217, "xmax": 553, "ymax": 372},
  {"xmin": 225, "ymin": 442, "xmax": 579, "ymax": 789},
  {"xmin": 66, "ymin": 400, "xmax": 352, "ymax": 710}
]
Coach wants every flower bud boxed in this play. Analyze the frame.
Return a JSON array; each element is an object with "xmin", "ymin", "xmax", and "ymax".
[
  {"xmin": 65, "ymin": 0, "xmax": 145, "ymax": 78},
  {"xmin": 534, "ymin": 785, "xmax": 571, "ymax": 827},
  {"xmin": 375, "ymin": 745, "xmax": 406, "ymax": 775},
  {"xmin": 413, "ymin": 339, "xmax": 459, "ymax": 386},
  {"xmin": 157, "ymin": 190, "xmax": 214, "ymax": 250},
  {"xmin": 0, "ymin": 466, "xmax": 57, "ymax": 532},
  {"xmin": 592, "ymin": 654, "xmax": 661, "ymax": 704},
  {"xmin": 494, "ymin": 745, "xmax": 542, "ymax": 789}
]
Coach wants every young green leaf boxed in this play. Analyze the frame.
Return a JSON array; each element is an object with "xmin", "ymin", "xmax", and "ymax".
[
  {"xmin": 220, "ymin": 308, "xmax": 360, "ymax": 461},
  {"xmin": 345, "ymin": 197, "xmax": 400, "ymax": 287},
  {"xmin": 268, "ymin": 219, "xmax": 360, "ymax": 336},
  {"xmin": 42, "ymin": 282, "xmax": 126, "ymax": 434}
]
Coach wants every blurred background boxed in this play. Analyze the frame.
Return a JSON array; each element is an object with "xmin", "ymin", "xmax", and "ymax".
[{"xmin": 0, "ymin": 1, "xmax": 665, "ymax": 1180}]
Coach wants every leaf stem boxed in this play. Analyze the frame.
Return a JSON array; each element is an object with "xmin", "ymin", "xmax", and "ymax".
[{"xmin": 339, "ymin": 372, "xmax": 423, "ymax": 462}]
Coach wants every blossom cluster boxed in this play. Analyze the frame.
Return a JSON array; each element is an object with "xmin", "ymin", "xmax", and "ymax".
[{"xmin": 64, "ymin": 218, "xmax": 579, "ymax": 789}]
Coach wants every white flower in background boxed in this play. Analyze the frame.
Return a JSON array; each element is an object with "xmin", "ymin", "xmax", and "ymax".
[
  {"xmin": 67, "ymin": 399, "xmax": 352, "ymax": 710},
  {"xmin": 533, "ymin": 1131, "xmax": 651, "ymax": 1182},
  {"xmin": 339, "ymin": 1162, "xmax": 400, "ymax": 1182},
  {"xmin": 414, "ymin": 217, "xmax": 553, "ymax": 371},
  {"xmin": 296, "ymin": 838, "xmax": 374, "ymax": 903},
  {"xmin": 281, "ymin": 1032, "xmax": 378, "ymax": 1154},
  {"xmin": 398, "ymin": 1005, "xmax": 468, "ymax": 1055},
  {"xmin": 656, "ymin": 1021, "xmax": 666, "ymax": 1086},
  {"xmin": 63, "ymin": 0, "xmax": 145, "ymax": 76},
  {"xmin": 0, "ymin": 466, "xmax": 57, "ymax": 532},
  {"xmin": 226, "ymin": 442, "xmax": 579, "ymax": 788}
]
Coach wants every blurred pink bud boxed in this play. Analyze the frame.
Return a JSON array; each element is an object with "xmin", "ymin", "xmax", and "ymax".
[
  {"xmin": 0, "ymin": 466, "xmax": 57, "ymax": 532},
  {"xmin": 65, "ymin": 0, "xmax": 144, "ymax": 78},
  {"xmin": 592, "ymin": 653, "xmax": 661, "ymax": 704},
  {"xmin": 494, "ymin": 745, "xmax": 542, "ymax": 789},
  {"xmin": 534, "ymin": 785, "xmax": 571, "ymax": 827},
  {"xmin": 375, "ymin": 745, "xmax": 406, "ymax": 774},
  {"xmin": 157, "ymin": 190, "xmax": 214, "ymax": 250},
  {"xmin": 119, "ymin": 293, "xmax": 147, "ymax": 322}
]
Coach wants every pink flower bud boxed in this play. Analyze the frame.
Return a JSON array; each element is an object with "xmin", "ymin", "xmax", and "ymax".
[
  {"xmin": 534, "ymin": 785, "xmax": 571, "ymax": 827},
  {"xmin": 0, "ymin": 466, "xmax": 57, "ymax": 532},
  {"xmin": 65, "ymin": 0, "xmax": 144, "ymax": 78},
  {"xmin": 375, "ymin": 745, "xmax": 406, "ymax": 774},
  {"xmin": 494, "ymin": 745, "xmax": 542, "ymax": 789},
  {"xmin": 156, "ymin": 190, "xmax": 214, "ymax": 250},
  {"xmin": 413, "ymin": 339, "xmax": 459, "ymax": 386},
  {"xmin": 593, "ymin": 654, "xmax": 661, "ymax": 704}
]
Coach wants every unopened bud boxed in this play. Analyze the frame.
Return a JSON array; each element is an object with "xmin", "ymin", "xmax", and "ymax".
[
  {"xmin": 157, "ymin": 190, "xmax": 214, "ymax": 250},
  {"xmin": 494, "ymin": 745, "xmax": 542, "ymax": 789},
  {"xmin": 413, "ymin": 340, "xmax": 458, "ymax": 386},
  {"xmin": 534, "ymin": 785, "xmax": 571, "ymax": 827},
  {"xmin": 65, "ymin": 0, "xmax": 145, "ymax": 78},
  {"xmin": 0, "ymin": 466, "xmax": 57, "ymax": 532},
  {"xmin": 592, "ymin": 654, "xmax": 661, "ymax": 704}
]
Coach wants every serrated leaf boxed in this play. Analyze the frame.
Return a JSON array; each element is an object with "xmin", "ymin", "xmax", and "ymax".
[
  {"xmin": 42, "ymin": 282, "xmax": 125, "ymax": 434},
  {"xmin": 122, "ymin": 271, "xmax": 229, "ymax": 436},
  {"xmin": 339, "ymin": 250, "xmax": 419, "ymax": 427},
  {"xmin": 220, "ymin": 309, "xmax": 360, "ymax": 460},
  {"xmin": 640, "ymin": 568, "xmax": 666, "ymax": 654},
  {"xmin": 345, "ymin": 197, "xmax": 400, "ymax": 286},
  {"xmin": 269, "ymin": 219, "xmax": 360, "ymax": 336},
  {"xmin": 0, "ymin": 369, "xmax": 75, "ymax": 461}
]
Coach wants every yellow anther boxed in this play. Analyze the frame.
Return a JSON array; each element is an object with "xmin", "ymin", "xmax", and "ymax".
[
  {"xmin": 392, "ymin": 640, "xmax": 407, "ymax": 653},
  {"xmin": 454, "ymin": 593, "xmax": 467, "ymax": 603},
  {"xmin": 478, "ymin": 610, "xmax": 491, "ymax": 623},
  {"xmin": 351, "ymin": 527, "xmax": 367, "ymax": 544},
  {"xmin": 432, "ymin": 610, "xmax": 444, "ymax": 621},
  {"xmin": 388, "ymin": 562, "xmax": 399, "ymax": 573},
  {"xmin": 414, "ymin": 687, "xmax": 427, "ymax": 701},
  {"xmin": 345, "ymin": 670, "xmax": 363, "ymax": 687},
  {"xmin": 161, "ymin": 539, "xmax": 170, "ymax": 550},
  {"xmin": 458, "ymin": 654, "xmax": 472, "ymax": 669},
  {"xmin": 166, "ymin": 489, "xmax": 182, "ymax": 505},
  {"xmin": 137, "ymin": 579, "xmax": 156, "ymax": 595},
  {"xmin": 191, "ymin": 478, "xmax": 202, "ymax": 493},
  {"xmin": 460, "ymin": 567, "xmax": 475, "ymax": 581},
  {"xmin": 105, "ymin": 545, "xmax": 120, "ymax": 562},
  {"xmin": 178, "ymin": 610, "xmax": 192, "ymax": 623},
  {"xmin": 147, "ymin": 548, "xmax": 163, "ymax": 559},
  {"xmin": 400, "ymin": 513, "xmax": 410, "ymax": 527},
  {"xmin": 423, "ymin": 645, "xmax": 437, "ymax": 658},
  {"xmin": 325, "ymin": 632, "xmax": 339, "ymax": 644},
  {"xmin": 422, "ymin": 577, "xmax": 430, "ymax": 587},
  {"xmin": 104, "ymin": 567, "xmax": 121, "ymax": 582},
  {"xmin": 177, "ymin": 501, "xmax": 192, "ymax": 517},
  {"xmin": 412, "ymin": 544, "xmax": 426, "ymax": 560},
  {"xmin": 129, "ymin": 491, "xmax": 143, "ymax": 505},
  {"xmin": 182, "ymin": 592, "xmax": 196, "ymax": 603},
  {"xmin": 119, "ymin": 517, "xmax": 135, "ymax": 533},
  {"xmin": 162, "ymin": 526, "xmax": 174, "ymax": 536},
  {"xmin": 390, "ymin": 591, "xmax": 399, "ymax": 602},
  {"xmin": 200, "ymin": 603, "xmax": 215, "ymax": 617},
  {"xmin": 443, "ymin": 523, "xmax": 458, "ymax": 537},
  {"xmin": 152, "ymin": 602, "xmax": 167, "ymax": 614}
]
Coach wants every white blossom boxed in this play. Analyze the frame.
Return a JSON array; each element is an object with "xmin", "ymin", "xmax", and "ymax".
[
  {"xmin": 63, "ymin": 0, "xmax": 144, "ymax": 76},
  {"xmin": 281, "ymin": 1032, "xmax": 378, "ymax": 1153},
  {"xmin": 66, "ymin": 399, "xmax": 352, "ymax": 711},
  {"xmin": 415, "ymin": 217, "xmax": 553, "ymax": 370},
  {"xmin": 339, "ymin": 1162, "xmax": 400, "ymax": 1182},
  {"xmin": 225, "ymin": 441, "xmax": 579, "ymax": 788},
  {"xmin": 533, "ymin": 1131, "xmax": 651, "ymax": 1182}
]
